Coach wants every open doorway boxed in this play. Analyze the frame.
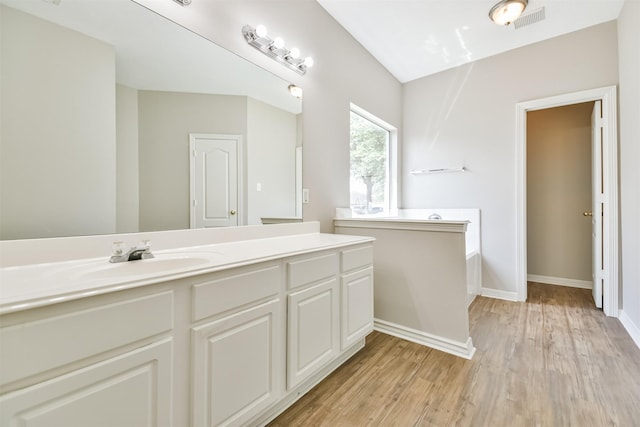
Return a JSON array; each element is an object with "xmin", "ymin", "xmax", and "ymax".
[
  {"xmin": 515, "ymin": 86, "xmax": 619, "ymax": 316},
  {"xmin": 526, "ymin": 102, "xmax": 595, "ymax": 293}
]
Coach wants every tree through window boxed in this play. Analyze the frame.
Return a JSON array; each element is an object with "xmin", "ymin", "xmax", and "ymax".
[{"xmin": 350, "ymin": 109, "xmax": 390, "ymax": 215}]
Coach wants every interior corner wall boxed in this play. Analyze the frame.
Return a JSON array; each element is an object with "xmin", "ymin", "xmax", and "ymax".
[
  {"xmin": 402, "ymin": 21, "xmax": 619, "ymax": 294},
  {"xmin": 0, "ymin": 5, "xmax": 116, "ymax": 240},
  {"xmin": 116, "ymin": 84, "xmax": 140, "ymax": 233},
  {"xmin": 617, "ymin": 0, "xmax": 640, "ymax": 332},
  {"xmin": 246, "ymin": 98, "xmax": 298, "ymax": 225},
  {"xmin": 132, "ymin": 0, "xmax": 403, "ymax": 233},
  {"xmin": 526, "ymin": 103, "xmax": 594, "ymax": 283},
  {"xmin": 137, "ymin": 91, "xmax": 247, "ymax": 232}
]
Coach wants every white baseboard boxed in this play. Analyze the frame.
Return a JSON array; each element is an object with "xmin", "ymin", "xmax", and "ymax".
[
  {"xmin": 480, "ymin": 287, "xmax": 519, "ymax": 302},
  {"xmin": 467, "ymin": 292, "xmax": 477, "ymax": 307},
  {"xmin": 619, "ymin": 310, "xmax": 640, "ymax": 350},
  {"xmin": 374, "ymin": 318, "xmax": 476, "ymax": 360},
  {"xmin": 527, "ymin": 274, "xmax": 592, "ymax": 289}
]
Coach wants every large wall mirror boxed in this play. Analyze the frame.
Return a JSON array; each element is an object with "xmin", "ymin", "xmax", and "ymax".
[{"xmin": 0, "ymin": 0, "xmax": 302, "ymax": 240}]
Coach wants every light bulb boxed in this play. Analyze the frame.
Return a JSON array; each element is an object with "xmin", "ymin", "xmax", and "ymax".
[
  {"xmin": 500, "ymin": 3, "xmax": 524, "ymax": 23},
  {"xmin": 489, "ymin": 0, "xmax": 527, "ymax": 26},
  {"xmin": 273, "ymin": 37, "xmax": 285, "ymax": 49},
  {"xmin": 288, "ymin": 84, "xmax": 303, "ymax": 98},
  {"xmin": 303, "ymin": 57, "xmax": 314, "ymax": 68},
  {"xmin": 255, "ymin": 24, "xmax": 267, "ymax": 38},
  {"xmin": 289, "ymin": 48, "xmax": 300, "ymax": 59}
]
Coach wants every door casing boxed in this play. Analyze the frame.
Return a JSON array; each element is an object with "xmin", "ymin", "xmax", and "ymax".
[{"xmin": 515, "ymin": 85, "xmax": 619, "ymax": 316}]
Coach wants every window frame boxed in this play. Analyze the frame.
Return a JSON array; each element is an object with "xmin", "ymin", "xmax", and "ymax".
[{"xmin": 349, "ymin": 103, "xmax": 398, "ymax": 216}]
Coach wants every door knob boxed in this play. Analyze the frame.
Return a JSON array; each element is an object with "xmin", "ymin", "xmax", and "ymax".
[
  {"xmin": 230, "ymin": 210, "xmax": 236, "ymax": 215},
  {"xmin": 583, "ymin": 211, "xmax": 593, "ymax": 216}
]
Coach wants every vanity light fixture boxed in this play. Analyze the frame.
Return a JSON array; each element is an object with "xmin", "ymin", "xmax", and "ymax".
[
  {"xmin": 242, "ymin": 24, "xmax": 314, "ymax": 75},
  {"xmin": 288, "ymin": 84, "xmax": 303, "ymax": 98},
  {"xmin": 489, "ymin": 0, "xmax": 528, "ymax": 26}
]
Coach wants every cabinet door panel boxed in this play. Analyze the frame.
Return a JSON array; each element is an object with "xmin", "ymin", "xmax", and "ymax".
[
  {"xmin": 192, "ymin": 299, "xmax": 281, "ymax": 427},
  {"xmin": 341, "ymin": 267, "xmax": 374, "ymax": 350},
  {"xmin": 287, "ymin": 278, "xmax": 339, "ymax": 389},
  {"xmin": 0, "ymin": 339, "xmax": 173, "ymax": 427}
]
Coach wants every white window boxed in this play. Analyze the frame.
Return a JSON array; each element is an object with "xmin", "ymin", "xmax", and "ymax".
[{"xmin": 349, "ymin": 104, "xmax": 397, "ymax": 215}]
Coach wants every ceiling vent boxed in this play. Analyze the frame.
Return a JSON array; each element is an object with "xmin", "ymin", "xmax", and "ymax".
[{"xmin": 513, "ymin": 7, "xmax": 545, "ymax": 29}]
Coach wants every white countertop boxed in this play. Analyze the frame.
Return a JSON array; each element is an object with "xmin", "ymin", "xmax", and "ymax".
[{"xmin": 0, "ymin": 232, "xmax": 373, "ymax": 315}]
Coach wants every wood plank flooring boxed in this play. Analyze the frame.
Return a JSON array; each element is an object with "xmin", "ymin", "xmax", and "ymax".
[{"xmin": 269, "ymin": 283, "xmax": 640, "ymax": 426}]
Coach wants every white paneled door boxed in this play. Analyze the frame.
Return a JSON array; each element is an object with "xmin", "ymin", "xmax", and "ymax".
[{"xmin": 190, "ymin": 134, "xmax": 242, "ymax": 228}]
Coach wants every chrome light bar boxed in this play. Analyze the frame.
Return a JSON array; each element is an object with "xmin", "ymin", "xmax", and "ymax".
[{"xmin": 242, "ymin": 25, "xmax": 313, "ymax": 75}]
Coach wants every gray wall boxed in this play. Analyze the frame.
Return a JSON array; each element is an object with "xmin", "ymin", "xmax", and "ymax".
[
  {"xmin": 247, "ymin": 98, "xmax": 298, "ymax": 225},
  {"xmin": 116, "ymin": 84, "xmax": 140, "ymax": 233},
  {"xmin": 402, "ymin": 21, "xmax": 619, "ymax": 294},
  {"xmin": 618, "ymin": 1, "xmax": 640, "ymax": 332},
  {"xmin": 136, "ymin": 91, "xmax": 298, "ymax": 230},
  {"xmin": 526, "ymin": 103, "xmax": 594, "ymax": 283},
  {"xmin": 0, "ymin": 5, "xmax": 116, "ymax": 239},
  {"xmin": 137, "ymin": 91, "xmax": 247, "ymax": 232}
]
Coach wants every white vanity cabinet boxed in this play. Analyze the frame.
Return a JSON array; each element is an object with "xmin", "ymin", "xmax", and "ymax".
[
  {"xmin": 0, "ymin": 288, "xmax": 174, "ymax": 427},
  {"xmin": 0, "ymin": 232, "xmax": 374, "ymax": 427},
  {"xmin": 190, "ymin": 262, "xmax": 284, "ymax": 427}
]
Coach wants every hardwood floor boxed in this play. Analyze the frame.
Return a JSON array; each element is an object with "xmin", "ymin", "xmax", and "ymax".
[{"xmin": 269, "ymin": 283, "xmax": 640, "ymax": 426}]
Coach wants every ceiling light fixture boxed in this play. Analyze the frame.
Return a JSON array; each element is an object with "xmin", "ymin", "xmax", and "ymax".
[
  {"xmin": 242, "ymin": 25, "xmax": 313, "ymax": 75},
  {"xmin": 489, "ymin": 0, "xmax": 528, "ymax": 26}
]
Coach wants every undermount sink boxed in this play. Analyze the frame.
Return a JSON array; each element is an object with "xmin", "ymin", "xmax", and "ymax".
[{"xmin": 51, "ymin": 253, "xmax": 219, "ymax": 281}]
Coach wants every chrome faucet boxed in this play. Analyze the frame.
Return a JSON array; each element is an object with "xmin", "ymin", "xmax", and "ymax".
[{"xmin": 109, "ymin": 240, "xmax": 155, "ymax": 263}]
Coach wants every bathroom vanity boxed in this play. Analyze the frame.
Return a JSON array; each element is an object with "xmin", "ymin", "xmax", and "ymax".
[{"xmin": 0, "ymin": 223, "xmax": 374, "ymax": 426}]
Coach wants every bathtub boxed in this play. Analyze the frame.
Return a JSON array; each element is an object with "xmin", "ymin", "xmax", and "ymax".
[{"xmin": 466, "ymin": 250, "xmax": 481, "ymax": 305}]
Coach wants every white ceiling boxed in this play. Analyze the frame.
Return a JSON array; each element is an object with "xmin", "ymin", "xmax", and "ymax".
[
  {"xmin": 317, "ymin": 0, "xmax": 625, "ymax": 83},
  {"xmin": 1, "ymin": 0, "xmax": 301, "ymax": 114}
]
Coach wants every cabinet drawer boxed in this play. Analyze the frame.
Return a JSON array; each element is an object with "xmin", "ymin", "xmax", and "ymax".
[
  {"xmin": 0, "ymin": 291, "xmax": 173, "ymax": 388},
  {"xmin": 341, "ymin": 245, "xmax": 373, "ymax": 273},
  {"xmin": 287, "ymin": 252, "xmax": 337, "ymax": 290},
  {"xmin": 192, "ymin": 263, "xmax": 281, "ymax": 322}
]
